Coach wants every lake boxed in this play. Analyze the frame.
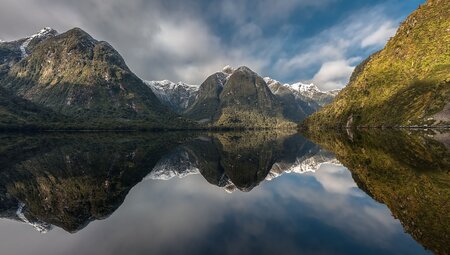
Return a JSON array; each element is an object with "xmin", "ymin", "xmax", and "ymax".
[{"xmin": 0, "ymin": 130, "xmax": 448, "ymax": 255}]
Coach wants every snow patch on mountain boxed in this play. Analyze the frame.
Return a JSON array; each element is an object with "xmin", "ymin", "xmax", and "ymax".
[
  {"xmin": 19, "ymin": 27, "xmax": 58, "ymax": 58},
  {"xmin": 264, "ymin": 77, "xmax": 340, "ymax": 107},
  {"xmin": 145, "ymin": 80, "xmax": 199, "ymax": 113},
  {"xmin": 145, "ymin": 140, "xmax": 341, "ymax": 192},
  {"xmin": 266, "ymin": 150, "xmax": 341, "ymax": 181},
  {"xmin": 145, "ymin": 147, "xmax": 200, "ymax": 181},
  {"xmin": 16, "ymin": 202, "xmax": 53, "ymax": 233}
]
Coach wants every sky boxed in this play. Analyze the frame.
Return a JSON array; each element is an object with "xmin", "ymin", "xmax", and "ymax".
[{"xmin": 0, "ymin": 0, "xmax": 424, "ymax": 90}]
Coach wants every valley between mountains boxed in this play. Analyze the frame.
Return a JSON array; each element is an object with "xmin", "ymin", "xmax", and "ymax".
[{"xmin": 0, "ymin": 0, "xmax": 448, "ymax": 130}]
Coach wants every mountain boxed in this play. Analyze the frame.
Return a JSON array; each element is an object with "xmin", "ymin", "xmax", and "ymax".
[
  {"xmin": 0, "ymin": 27, "xmax": 189, "ymax": 129},
  {"xmin": 184, "ymin": 70, "xmax": 228, "ymax": 123},
  {"xmin": 0, "ymin": 27, "xmax": 58, "ymax": 75},
  {"xmin": 183, "ymin": 66, "xmax": 299, "ymax": 128},
  {"xmin": 264, "ymin": 77, "xmax": 339, "ymax": 121},
  {"xmin": 145, "ymin": 80, "xmax": 199, "ymax": 114},
  {"xmin": 304, "ymin": 0, "xmax": 450, "ymax": 128},
  {"xmin": 145, "ymin": 66, "xmax": 339, "ymax": 126},
  {"xmin": 264, "ymin": 77, "xmax": 339, "ymax": 108},
  {"xmin": 0, "ymin": 86, "xmax": 61, "ymax": 130}
]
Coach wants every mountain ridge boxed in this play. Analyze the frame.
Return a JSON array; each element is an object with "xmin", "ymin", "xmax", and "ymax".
[
  {"xmin": 0, "ymin": 27, "xmax": 192, "ymax": 130},
  {"xmin": 304, "ymin": 0, "xmax": 450, "ymax": 128},
  {"xmin": 146, "ymin": 65, "xmax": 339, "ymax": 127}
]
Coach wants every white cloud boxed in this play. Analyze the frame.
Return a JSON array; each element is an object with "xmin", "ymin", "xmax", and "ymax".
[
  {"xmin": 273, "ymin": 6, "xmax": 401, "ymax": 90},
  {"xmin": 312, "ymin": 60, "xmax": 355, "ymax": 90},
  {"xmin": 361, "ymin": 21, "xmax": 397, "ymax": 48}
]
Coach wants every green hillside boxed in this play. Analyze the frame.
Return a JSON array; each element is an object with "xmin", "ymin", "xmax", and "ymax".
[{"xmin": 304, "ymin": 0, "xmax": 450, "ymax": 128}]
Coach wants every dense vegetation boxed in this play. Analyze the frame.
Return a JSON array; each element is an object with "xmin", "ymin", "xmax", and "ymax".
[{"xmin": 304, "ymin": 0, "xmax": 450, "ymax": 128}]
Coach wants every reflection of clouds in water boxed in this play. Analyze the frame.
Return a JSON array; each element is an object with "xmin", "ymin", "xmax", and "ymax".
[
  {"xmin": 271, "ymin": 163, "xmax": 401, "ymax": 247},
  {"xmin": 0, "ymin": 166, "xmax": 423, "ymax": 255},
  {"xmin": 313, "ymin": 163, "xmax": 363, "ymax": 196},
  {"xmin": 114, "ymin": 165, "xmax": 410, "ymax": 254}
]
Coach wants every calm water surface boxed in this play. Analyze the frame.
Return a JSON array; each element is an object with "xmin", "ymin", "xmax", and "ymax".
[{"xmin": 0, "ymin": 130, "xmax": 448, "ymax": 255}]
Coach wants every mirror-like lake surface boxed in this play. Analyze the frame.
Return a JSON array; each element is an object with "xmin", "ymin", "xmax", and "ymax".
[{"xmin": 0, "ymin": 130, "xmax": 448, "ymax": 255}]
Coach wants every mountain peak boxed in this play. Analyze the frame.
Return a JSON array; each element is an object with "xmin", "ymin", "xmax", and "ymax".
[
  {"xmin": 24, "ymin": 27, "xmax": 58, "ymax": 40},
  {"xmin": 36, "ymin": 27, "xmax": 58, "ymax": 36},
  {"xmin": 16, "ymin": 27, "xmax": 58, "ymax": 58},
  {"xmin": 62, "ymin": 27, "xmax": 96, "ymax": 42},
  {"xmin": 291, "ymin": 82, "xmax": 319, "ymax": 93},
  {"xmin": 235, "ymin": 66, "xmax": 255, "ymax": 74}
]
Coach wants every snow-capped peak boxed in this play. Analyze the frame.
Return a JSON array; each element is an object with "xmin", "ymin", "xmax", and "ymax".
[
  {"xmin": 263, "ymin": 75, "xmax": 340, "ymax": 106},
  {"xmin": 146, "ymin": 80, "xmax": 198, "ymax": 90},
  {"xmin": 34, "ymin": 27, "xmax": 57, "ymax": 38},
  {"xmin": 144, "ymin": 80, "xmax": 200, "ymax": 113},
  {"xmin": 19, "ymin": 27, "xmax": 58, "ymax": 58},
  {"xmin": 290, "ymin": 82, "xmax": 322, "ymax": 98},
  {"xmin": 263, "ymin": 77, "xmax": 290, "ymax": 87},
  {"xmin": 266, "ymin": 150, "xmax": 342, "ymax": 181}
]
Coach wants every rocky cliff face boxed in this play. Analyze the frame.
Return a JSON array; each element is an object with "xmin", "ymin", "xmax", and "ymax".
[{"xmin": 184, "ymin": 71, "xmax": 228, "ymax": 123}]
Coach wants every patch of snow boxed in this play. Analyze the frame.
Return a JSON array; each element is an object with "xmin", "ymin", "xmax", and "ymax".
[
  {"xmin": 266, "ymin": 150, "xmax": 342, "ymax": 181},
  {"xmin": 145, "ymin": 80, "xmax": 199, "ymax": 111},
  {"xmin": 145, "ymin": 149, "xmax": 201, "ymax": 181},
  {"xmin": 19, "ymin": 27, "xmax": 58, "ymax": 59},
  {"xmin": 16, "ymin": 202, "xmax": 53, "ymax": 233}
]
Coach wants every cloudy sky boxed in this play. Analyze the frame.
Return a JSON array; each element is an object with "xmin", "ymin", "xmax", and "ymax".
[{"xmin": 0, "ymin": 0, "xmax": 423, "ymax": 90}]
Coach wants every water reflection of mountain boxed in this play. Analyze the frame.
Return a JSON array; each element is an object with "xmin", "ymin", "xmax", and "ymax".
[
  {"xmin": 0, "ymin": 132, "xmax": 338, "ymax": 233},
  {"xmin": 147, "ymin": 132, "xmax": 339, "ymax": 192},
  {"xmin": 305, "ymin": 129, "xmax": 450, "ymax": 255},
  {"xmin": 0, "ymin": 133, "xmax": 191, "ymax": 233}
]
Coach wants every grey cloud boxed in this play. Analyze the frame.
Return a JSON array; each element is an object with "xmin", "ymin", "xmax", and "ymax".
[
  {"xmin": 0, "ymin": 0, "xmax": 399, "ymax": 89},
  {"xmin": 273, "ymin": 5, "xmax": 403, "ymax": 90},
  {"xmin": 0, "ymin": 0, "xmax": 258, "ymax": 83}
]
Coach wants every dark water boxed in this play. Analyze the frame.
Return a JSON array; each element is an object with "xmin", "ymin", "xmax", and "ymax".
[{"xmin": 0, "ymin": 130, "xmax": 448, "ymax": 255}]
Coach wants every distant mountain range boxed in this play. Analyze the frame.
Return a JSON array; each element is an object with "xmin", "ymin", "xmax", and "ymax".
[
  {"xmin": 304, "ymin": 0, "xmax": 449, "ymax": 128},
  {"xmin": 0, "ymin": 26, "xmax": 337, "ymax": 130},
  {"xmin": 145, "ymin": 65, "xmax": 339, "ymax": 127}
]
